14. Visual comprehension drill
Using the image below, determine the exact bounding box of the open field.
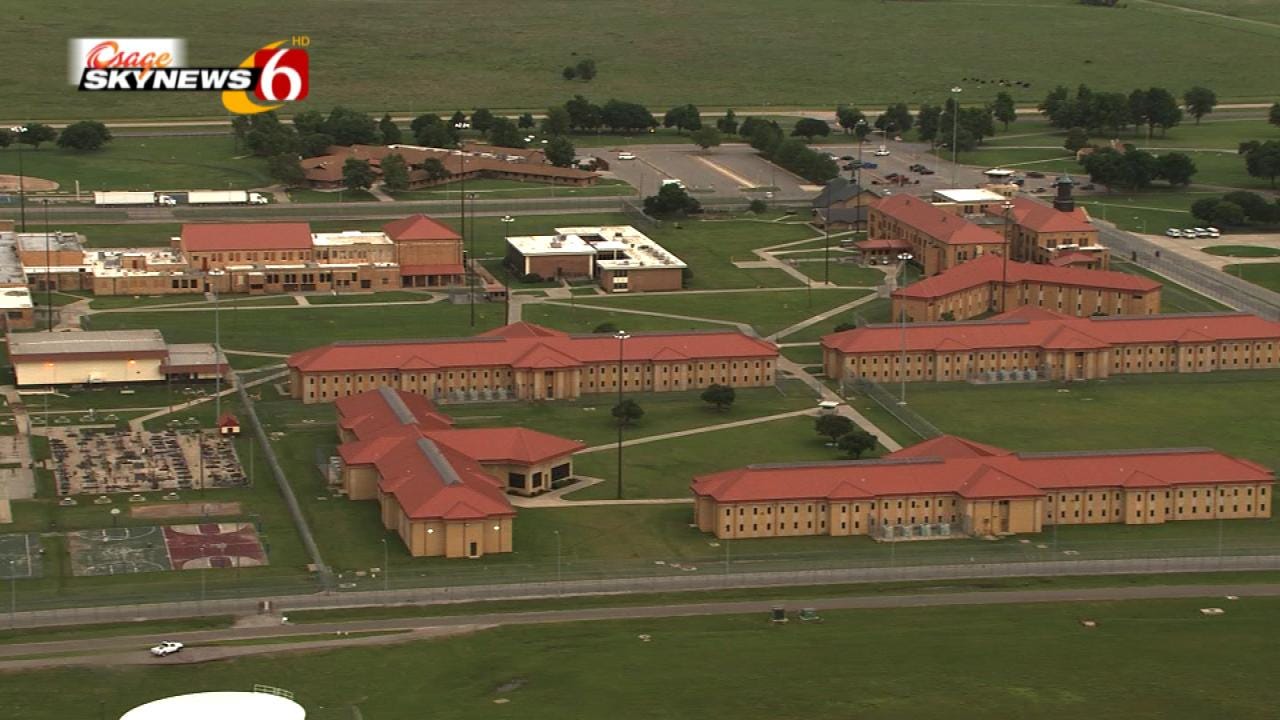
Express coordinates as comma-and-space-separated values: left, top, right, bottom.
570, 288, 874, 337
642, 220, 813, 289
1203, 246, 1280, 258
0, 137, 268, 192
902, 370, 1280, 472
1077, 192, 1211, 234
6, 0, 1280, 119
1224, 263, 1280, 292
521, 303, 727, 334
83, 301, 506, 353
9, 597, 1280, 720
790, 256, 887, 287
53, 223, 182, 248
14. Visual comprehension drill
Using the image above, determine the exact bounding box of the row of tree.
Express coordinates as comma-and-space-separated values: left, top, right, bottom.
1039, 84, 1200, 137
1191, 191, 1280, 227
739, 117, 839, 183
0, 121, 112, 151
1079, 146, 1197, 189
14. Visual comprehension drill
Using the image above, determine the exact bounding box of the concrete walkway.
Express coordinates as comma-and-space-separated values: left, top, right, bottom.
575, 408, 817, 455
767, 291, 882, 341
0, 386, 35, 500
776, 356, 902, 452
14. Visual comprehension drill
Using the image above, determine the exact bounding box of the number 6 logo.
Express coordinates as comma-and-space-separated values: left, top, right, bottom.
253, 47, 308, 103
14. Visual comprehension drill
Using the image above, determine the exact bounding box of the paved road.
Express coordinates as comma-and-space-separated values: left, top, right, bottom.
1, 582, 1275, 670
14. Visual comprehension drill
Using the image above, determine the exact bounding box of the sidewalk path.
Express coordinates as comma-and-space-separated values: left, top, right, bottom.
767, 292, 881, 341
776, 356, 902, 452
574, 408, 816, 456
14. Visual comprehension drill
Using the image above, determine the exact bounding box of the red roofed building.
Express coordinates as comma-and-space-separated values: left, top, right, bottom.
692, 435, 1273, 540
891, 253, 1161, 322
334, 387, 585, 557
868, 194, 1009, 275
288, 323, 779, 404
383, 214, 464, 288
989, 190, 1106, 267
822, 307, 1280, 383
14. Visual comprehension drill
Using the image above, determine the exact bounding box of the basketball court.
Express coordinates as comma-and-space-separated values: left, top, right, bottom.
66, 523, 268, 576
0, 533, 44, 579
164, 523, 268, 570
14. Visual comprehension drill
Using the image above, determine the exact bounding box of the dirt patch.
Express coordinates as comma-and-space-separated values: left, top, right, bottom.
0, 174, 59, 192
131, 501, 242, 519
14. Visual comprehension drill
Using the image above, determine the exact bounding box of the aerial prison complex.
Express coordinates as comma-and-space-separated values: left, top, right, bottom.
822, 306, 1280, 384
288, 322, 780, 403
333, 387, 583, 558
693, 435, 1274, 541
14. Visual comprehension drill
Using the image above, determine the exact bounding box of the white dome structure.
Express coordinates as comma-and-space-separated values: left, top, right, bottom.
120, 691, 305, 720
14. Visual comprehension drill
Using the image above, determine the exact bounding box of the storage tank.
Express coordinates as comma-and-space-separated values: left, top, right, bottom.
120, 691, 305, 720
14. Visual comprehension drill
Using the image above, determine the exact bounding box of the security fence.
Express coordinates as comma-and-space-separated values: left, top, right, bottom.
845, 376, 943, 439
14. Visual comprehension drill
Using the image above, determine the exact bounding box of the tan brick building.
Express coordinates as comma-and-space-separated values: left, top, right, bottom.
867, 193, 1008, 276
334, 387, 583, 558
823, 306, 1280, 384
288, 322, 779, 404
692, 435, 1274, 541
891, 253, 1161, 322
990, 188, 1108, 268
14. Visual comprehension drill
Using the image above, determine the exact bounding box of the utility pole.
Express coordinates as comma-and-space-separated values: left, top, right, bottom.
9, 126, 28, 232
1001, 200, 1014, 312
615, 330, 630, 499
950, 87, 963, 187
43, 200, 52, 331
897, 252, 913, 404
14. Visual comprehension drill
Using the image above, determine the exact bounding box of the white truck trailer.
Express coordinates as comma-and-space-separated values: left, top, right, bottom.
93, 191, 173, 206
186, 190, 269, 205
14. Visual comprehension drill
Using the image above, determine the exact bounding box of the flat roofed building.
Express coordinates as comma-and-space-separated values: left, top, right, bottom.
288, 321, 778, 404
0, 286, 34, 331
7, 329, 227, 386
822, 306, 1280, 384
334, 387, 585, 557
931, 188, 1008, 214
505, 225, 686, 292
892, 253, 1161, 322
693, 435, 1274, 540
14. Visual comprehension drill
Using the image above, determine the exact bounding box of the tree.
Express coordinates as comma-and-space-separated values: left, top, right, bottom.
421, 157, 450, 183
544, 136, 576, 167
792, 117, 831, 141
245, 112, 298, 157
324, 106, 378, 145
1239, 140, 1280, 188
562, 66, 576, 81
230, 115, 251, 149
0, 128, 10, 149
16, 123, 57, 149
700, 384, 736, 412
836, 106, 866, 135
1271, 102, 1280, 128
993, 92, 1017, 131
1190, 197, 1221, 224
875, 103, 913, 134
1081, 146, 1158, 190
748, 199, 767, 214
592, 322, 619, 334
1127, 88, 1149, 135
266, 153, 305, 187
292, 110, 327, 136
341, 157, 376, 192
1222, 191, 1270, 222
748, 121, 783, 155
601, 99, 657, 132
643, 183, 702, 217
470, 108, 495, 135
837, 429, 877, 459
915, 104, 942, 145
450, 110, 467, 129
565, 95, 603, 132
488, 117, 525, 148
518, 112, 536, 129
1209, 200, 1245, 227
611, 399, 644, 427
380, 153, 410, 191
1155, 152, 1197, 186
541, 106, 572, 136
575, 58, 597, 81
663, 104, 701, 133
1064, 126, 1090, 153
815, 414, 855, 444
379, 113, 401, 144
411, 113, 456, 147
690, 126, 722, 151
56, 120, 111, 151
1183, 86, 1217, 125
300, 132, 334, 158
1143, 87, 1182, 137
1093, 92, 1132, 135
716, 108, 739, 135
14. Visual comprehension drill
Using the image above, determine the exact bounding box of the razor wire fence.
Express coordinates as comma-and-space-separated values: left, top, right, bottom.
844, 377, 943, 439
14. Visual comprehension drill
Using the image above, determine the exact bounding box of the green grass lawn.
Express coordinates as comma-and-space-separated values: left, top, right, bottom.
0, 137, 269, 192
83, 301, 506, 353
1110, 262, 1232, 313
1076, 191, 1215, 234
1223, 263, 1280, 292
522, 303, 728, 334
479, 258, 561, 289
641, 219, 813, 290
1202, 246, 1280, 258
285, 188, 378, 203
790, 258, 887, 287
13, 598, 1280, 720
19, 381, 209, 412
902, 370, 1280, 472
302, 291, 435, 305
8, 0, 1280, 119
779, 344, 823, 366
443, 380, 816, 449
87, 294, 296, 311
779, 296, 892, 343
570, 288, 873, 337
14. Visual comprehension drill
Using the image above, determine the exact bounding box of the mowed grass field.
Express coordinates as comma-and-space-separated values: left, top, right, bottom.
1224, 263, 1280, 293
10, 598, 1280, 720
0, 137, 268, 191
5, 0, 1280, 119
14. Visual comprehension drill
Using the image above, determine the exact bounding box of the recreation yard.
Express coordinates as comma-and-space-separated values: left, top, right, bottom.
6, 597, 1280, 720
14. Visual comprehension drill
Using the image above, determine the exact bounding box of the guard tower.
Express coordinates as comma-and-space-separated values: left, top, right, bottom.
1053, 175, 1076, 213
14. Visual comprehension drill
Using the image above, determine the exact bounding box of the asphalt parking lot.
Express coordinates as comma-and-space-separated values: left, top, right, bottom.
605, 144, 816, 200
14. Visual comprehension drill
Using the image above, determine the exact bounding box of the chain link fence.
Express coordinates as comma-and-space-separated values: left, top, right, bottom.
844, 377, 943, 439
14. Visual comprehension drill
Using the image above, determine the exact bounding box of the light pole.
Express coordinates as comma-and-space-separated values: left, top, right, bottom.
950, 87, 963, 187
110, 507, 121, 528
9, 126, 27, 232
823, 178, 833, 285
381, 537, 389, 592
855, 118, 868, 189
1001, 200, 1014, 312
614, 330, 630, 500
896, 252, 913, 405
43, 200, 52, 330
7, 559, 15, 627
500, 215, 515, 320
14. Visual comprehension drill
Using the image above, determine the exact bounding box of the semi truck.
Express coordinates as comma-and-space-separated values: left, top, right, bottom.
187, 190, 269, 205
93, 191, 175, 206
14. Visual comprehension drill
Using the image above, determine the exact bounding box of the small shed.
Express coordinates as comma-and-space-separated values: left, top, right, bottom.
217, 413, 242, 437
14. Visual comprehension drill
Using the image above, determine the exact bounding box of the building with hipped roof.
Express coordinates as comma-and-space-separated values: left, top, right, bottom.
334, 387, 585, 557
289, 322, 779, 403
822, 306, 1280, 383
301, 144, 598, 190
692, 434, 1273, 540
890, 253, 1161, 322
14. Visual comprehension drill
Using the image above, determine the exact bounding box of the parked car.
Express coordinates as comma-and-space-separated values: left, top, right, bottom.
1207, 230, 1221, 238
908, 163, 924, 172
1026, 171, 1045, 178
860, 161, 878, 169
874, 146, 891, 156
1166, 228, 1183, 238
884, 172, 903, 181
150, 641, 184, 657
839, 155, 854, 161
919, 168, 935, 175
617, 151, 636, 160
1183, 228, 1199, 237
